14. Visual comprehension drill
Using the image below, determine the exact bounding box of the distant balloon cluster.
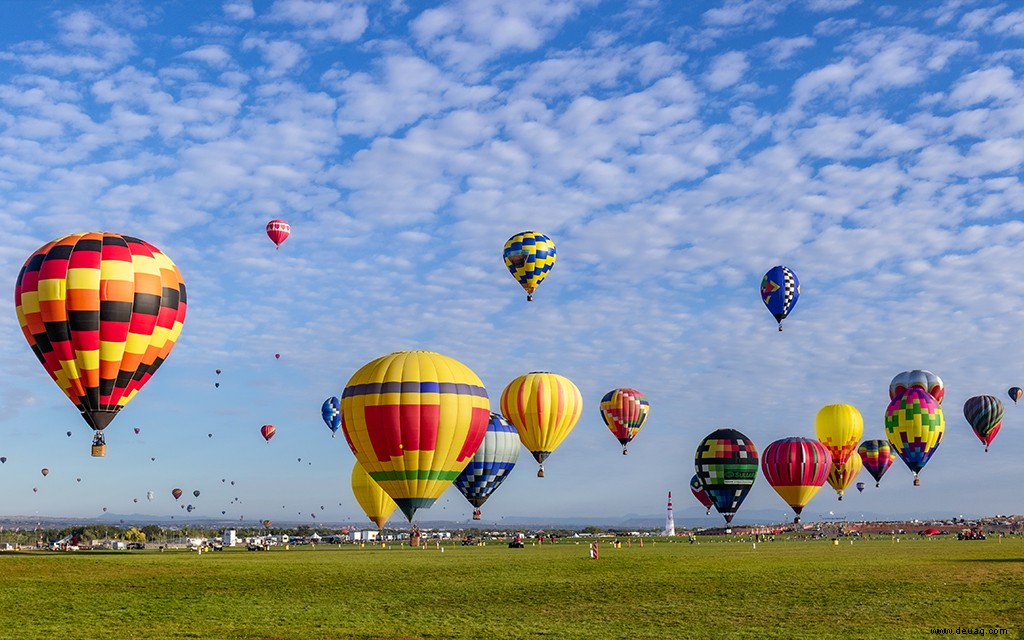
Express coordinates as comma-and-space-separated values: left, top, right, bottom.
691, 367, 1016, 525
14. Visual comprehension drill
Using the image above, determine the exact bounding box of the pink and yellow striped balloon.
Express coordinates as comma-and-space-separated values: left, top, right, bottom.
500, 372, 583, 477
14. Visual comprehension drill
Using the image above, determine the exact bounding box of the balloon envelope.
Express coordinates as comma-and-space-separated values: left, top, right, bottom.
885, 387, 944, 482
826, 452, 863, 500
500, 372, 583, 476
857, 440, 895, 487
321, 396, 341, 437
889, 370, 944, 405
14, 233, 187, 455
1008, 387, 1022, 405
266, 219, 290, 248
963, 395, 1004, 451
453, 413, 520, 517
760, 265, 799, 330
815, 404, 864, 466
340, 351, 490, 521
599, 388, 650, 454
41, 468, 49, 477
690, 474, 713, 513
694, 428, 758, 524
261, 424, 275, 442
760, 437, 831, 520
193, 490, 200, 498
503, 231, 556, 301
351, 461, 398, 530
172, 488, 183, 500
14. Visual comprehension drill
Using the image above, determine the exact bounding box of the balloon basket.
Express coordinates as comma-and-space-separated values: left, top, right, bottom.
91, 444, 107, 457
913, 477, 921, 487
472, 512, 481, 521
537, 467, 545, 478
622, 449, 628, 456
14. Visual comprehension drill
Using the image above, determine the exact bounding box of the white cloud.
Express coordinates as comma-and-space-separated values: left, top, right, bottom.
224, 0, 255, 20
705, 50, 748, 89
266, 0, 369, 42
181, 45, 234, 68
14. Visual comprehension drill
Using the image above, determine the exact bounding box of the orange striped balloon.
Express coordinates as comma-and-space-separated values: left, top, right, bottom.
500, 372, 583, 477
14, 233, 186, 456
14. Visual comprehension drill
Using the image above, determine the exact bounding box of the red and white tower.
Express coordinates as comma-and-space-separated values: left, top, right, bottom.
664, 491, 676, 537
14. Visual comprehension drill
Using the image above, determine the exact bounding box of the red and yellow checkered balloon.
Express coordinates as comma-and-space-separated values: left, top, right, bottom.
14, 233, 187, 455
341, 351, 490, 521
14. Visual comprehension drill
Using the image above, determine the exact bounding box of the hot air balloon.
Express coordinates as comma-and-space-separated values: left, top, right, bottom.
826, 453, 862, 500
856, 482, 865, 493
76, 477, 81, 482
262, 520, 272, 529
815, 404, 864, 465
33, 487, 37, 493
599, 388, 650, 455
0, 457, 6, 464
503, 231, 556, 301
66, 431, 72, 437
187, 504, 193, 513
41, 468, 49, 477
885, 387, 944, 486
694, 428, 758, 524
172, 488, 183, 500
216, 369, 221, 375
858, 440, 894, 488
760, 265, 799, 331
760, 437, 832, 523
266, 219, 290, 249
351, 462, 397, 530
1008, 387, 1022, 405
260, 424, 275, 443
454, 413, 521, 520
133, 498, 138, 503
340, 351, 490, 522
134, 427, 140, 435
215, 383, 219, 388
690, 474, 713, 515
963, 395, 1004, 452
14, 233, 187, 457
889, 370, 944, 405
275, 353, 281, 360
321, 397, 341, 438
193, 490, 201, 498
147, 491, 154, 502
500, 372, 583, 477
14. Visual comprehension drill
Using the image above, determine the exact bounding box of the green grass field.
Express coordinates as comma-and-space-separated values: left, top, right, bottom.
1, 536, 1022, 639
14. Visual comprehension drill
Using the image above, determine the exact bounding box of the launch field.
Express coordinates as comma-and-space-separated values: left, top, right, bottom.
1, 535, 1021, 639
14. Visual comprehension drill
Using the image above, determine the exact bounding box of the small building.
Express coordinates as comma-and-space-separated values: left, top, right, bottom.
223, 530, 237, 547
349, 530, 379, 542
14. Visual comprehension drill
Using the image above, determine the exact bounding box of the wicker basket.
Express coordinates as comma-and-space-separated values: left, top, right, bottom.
91, 444, 107, 457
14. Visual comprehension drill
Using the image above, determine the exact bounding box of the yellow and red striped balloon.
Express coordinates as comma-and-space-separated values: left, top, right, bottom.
14, 233, 187, 456
341, 351, 490, 521
500, 372, 583, 477
826, 452, 863, 500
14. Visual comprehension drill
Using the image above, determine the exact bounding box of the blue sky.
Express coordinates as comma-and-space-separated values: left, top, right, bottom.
1, 0, 1023, 527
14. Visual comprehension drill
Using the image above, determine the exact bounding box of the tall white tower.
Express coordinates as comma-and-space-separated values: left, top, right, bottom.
664, 491, 676, 537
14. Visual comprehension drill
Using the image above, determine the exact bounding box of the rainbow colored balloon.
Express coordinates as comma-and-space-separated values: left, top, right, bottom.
760, 437, 832, 522
694, 428, 758, 524
341, 351, 490, 521
890, 370, 944, 405
885, 387, 944, 485
599, 388, 650, 455
814, 404, 864, 467
857, 440, 895, 488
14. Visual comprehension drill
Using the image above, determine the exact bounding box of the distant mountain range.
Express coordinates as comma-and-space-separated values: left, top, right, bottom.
0, 508, 994, 531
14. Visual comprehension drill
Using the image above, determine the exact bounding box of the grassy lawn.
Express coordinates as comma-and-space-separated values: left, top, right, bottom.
1, 536, 1022, 639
